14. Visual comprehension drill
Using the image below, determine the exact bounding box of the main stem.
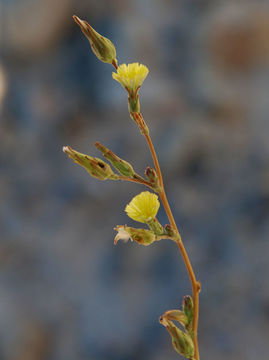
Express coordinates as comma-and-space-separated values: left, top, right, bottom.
144, 130, 200, 360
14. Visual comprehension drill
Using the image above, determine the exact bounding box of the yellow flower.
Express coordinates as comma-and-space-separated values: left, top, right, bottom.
125, 191, 160, 223
112, 63, 149, 94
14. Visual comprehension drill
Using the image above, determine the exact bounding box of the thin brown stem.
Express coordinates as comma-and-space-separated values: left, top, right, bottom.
144, 124, 200, 360
118, 175, 154, 190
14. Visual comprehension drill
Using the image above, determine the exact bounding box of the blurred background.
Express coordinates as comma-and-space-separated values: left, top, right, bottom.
1, 0, 269, 359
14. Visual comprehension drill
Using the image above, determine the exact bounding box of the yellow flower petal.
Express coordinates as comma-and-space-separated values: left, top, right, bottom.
112, 63, 149, 93
125, 191, 160, 223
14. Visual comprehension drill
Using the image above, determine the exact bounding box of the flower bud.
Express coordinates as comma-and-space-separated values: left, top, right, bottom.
73, 15, 117, 66
95, 142, 135, 177
182, 295, 194, 327
114, 226, 156, 246
159, 317, 194, 358
63, 146, 118, 180
145, 166, 161, 191
164, 224, 178, 238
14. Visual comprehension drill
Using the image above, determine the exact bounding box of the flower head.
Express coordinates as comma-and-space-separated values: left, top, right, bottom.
112, 63, 149, 94
125, 191, 160, 223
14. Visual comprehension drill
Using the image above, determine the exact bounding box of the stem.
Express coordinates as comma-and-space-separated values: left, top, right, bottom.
112, 59, 118, 70
144, 128, 201, 360
118, 175, 155, 190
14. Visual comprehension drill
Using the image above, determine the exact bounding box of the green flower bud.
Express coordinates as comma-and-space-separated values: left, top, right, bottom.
63, 146, 118, 180
73, 15, 117, 66
114, 226, 156, 246
159, 317, 194, 358
183, 295, 194, 327
95, 142, 135, 177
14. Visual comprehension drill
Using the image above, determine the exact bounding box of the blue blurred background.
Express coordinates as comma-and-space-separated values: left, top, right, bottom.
1, 0, 269, 359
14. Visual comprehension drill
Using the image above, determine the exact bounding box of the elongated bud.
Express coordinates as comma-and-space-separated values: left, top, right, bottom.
73, 15, 117, 66
183, 295, 194, 327
63, 146, 118, 180
159, 317, 194, 358
147, 218, 164, 236
145, 167, 161, 191
95, 142, 135, 177
114, 225, 156, 246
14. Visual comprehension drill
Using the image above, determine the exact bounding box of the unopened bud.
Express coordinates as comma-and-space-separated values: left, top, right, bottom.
114, 226, 156, 246
159, 317, 194, 358
95, 142, 135, 177
73, 15, 117, 66
164, 224, 178, 238
183, 295, 194, 327
63, 146, 118, 180
145, 166, 161, 191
